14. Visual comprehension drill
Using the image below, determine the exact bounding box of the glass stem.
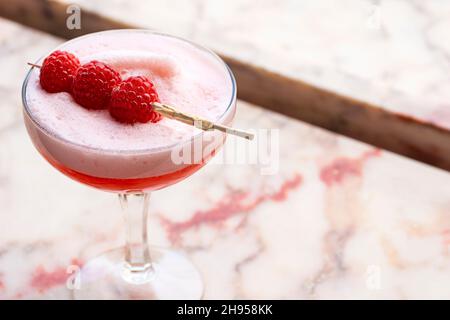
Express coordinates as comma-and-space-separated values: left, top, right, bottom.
119, 192, 154, 284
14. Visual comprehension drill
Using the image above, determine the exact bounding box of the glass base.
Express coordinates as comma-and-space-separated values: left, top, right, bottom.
73, 247, 204, 300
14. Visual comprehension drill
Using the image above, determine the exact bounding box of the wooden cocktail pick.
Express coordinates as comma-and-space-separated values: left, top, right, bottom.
28, 62, 254, 140
151, 102, 253, 140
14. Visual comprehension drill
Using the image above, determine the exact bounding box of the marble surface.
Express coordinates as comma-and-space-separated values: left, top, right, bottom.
0, 8, 450, 299
64, 0, 450, 129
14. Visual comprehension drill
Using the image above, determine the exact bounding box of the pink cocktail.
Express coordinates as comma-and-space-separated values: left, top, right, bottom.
22, 30, 236, 299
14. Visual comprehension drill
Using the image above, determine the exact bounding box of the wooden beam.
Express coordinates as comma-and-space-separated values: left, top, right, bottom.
2, 0, 450, 171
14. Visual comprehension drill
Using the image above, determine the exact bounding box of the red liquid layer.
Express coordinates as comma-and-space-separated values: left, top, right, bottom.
40, 148, 213, 192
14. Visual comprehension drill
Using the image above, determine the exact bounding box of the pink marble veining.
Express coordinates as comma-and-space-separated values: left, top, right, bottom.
161, 174, 302, 243
320, 149, 381, 187
30, 265, 70, 293
30, 258, 82, 293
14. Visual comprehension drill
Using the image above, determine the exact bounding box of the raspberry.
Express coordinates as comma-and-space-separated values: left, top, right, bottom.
109, 76, 162, 124
39, 50, 80, 93
72, 60, 121, 110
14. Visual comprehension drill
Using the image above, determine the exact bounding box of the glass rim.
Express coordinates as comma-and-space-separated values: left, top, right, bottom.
22, 29, 237, 155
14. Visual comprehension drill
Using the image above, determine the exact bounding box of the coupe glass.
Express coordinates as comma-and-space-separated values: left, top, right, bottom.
22, 30, 237, 299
